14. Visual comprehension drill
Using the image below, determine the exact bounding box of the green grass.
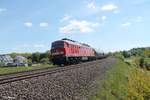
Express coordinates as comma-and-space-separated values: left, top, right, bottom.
92, 59, 130, 100
124, 56, 142, 67
144, 58, 150, 64
0, 64, 54, 75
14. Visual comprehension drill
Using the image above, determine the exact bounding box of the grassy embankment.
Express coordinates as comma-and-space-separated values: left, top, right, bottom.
0, 64, 54, 75
92, 58, 150, 100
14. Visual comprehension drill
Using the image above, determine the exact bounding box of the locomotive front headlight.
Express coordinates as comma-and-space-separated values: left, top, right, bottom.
52, 51, 64, 55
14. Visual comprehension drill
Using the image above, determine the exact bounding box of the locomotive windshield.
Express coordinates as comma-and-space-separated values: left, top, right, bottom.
51, 41, 64, 49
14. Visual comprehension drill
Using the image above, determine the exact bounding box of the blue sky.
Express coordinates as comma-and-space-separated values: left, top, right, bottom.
0, 0, 150, 53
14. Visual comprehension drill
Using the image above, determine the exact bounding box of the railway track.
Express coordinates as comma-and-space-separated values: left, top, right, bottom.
0, 60, 101, 85
0, 66, 53, 77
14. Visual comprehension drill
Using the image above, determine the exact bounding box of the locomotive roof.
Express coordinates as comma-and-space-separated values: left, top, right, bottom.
52, 38, 91, 48
61, 38, 91, 48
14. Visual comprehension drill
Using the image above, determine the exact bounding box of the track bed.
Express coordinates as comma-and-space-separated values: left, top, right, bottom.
0, 58, 116, 100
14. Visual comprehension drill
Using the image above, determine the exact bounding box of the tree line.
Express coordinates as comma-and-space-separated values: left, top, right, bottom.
9, 51, 52, 65
113, 47, 150, 70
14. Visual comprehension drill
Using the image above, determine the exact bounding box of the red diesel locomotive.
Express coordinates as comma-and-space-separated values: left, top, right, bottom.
51, 38, 96, 65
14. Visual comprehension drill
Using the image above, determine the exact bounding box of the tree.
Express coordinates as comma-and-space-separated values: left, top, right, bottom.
31, 52, 40, 63
40, 51, 51, 61
10, 52, 32, 59
40, 51, 49, 60
10, 52, 18, 58
20, 53, 32, 59
122, 51, 131, 58
130, 48, 144, 57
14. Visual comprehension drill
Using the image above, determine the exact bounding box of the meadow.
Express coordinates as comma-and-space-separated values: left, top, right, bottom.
0, 64, 54, 75
92, 57, 150, 100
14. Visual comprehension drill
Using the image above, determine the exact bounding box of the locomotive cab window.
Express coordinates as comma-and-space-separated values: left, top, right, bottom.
51, 41, 64, 49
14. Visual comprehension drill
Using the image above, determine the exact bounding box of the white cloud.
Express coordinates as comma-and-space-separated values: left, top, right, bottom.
121, 16, 143, 27
87, 2, 96, 9
101, 4, 118, 12
59, 20, 99, 33
101, 16, 107, 21
24, 22, 33, 27
60, 14, 72, 22
39, 22, 49, 27
91, 23, 100, 27
122, 22, 132, 27
0, 8, 7, 13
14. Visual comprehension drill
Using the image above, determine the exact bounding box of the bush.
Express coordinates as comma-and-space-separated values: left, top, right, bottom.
126, 68, 150, 100
40, 58, 49, 64
144, 58, 150, 70
140, 57, 145, 68
28, 59, 32, 66
134, 57, 141, 67
113, 52, 124, 60
0, 62, 5, 67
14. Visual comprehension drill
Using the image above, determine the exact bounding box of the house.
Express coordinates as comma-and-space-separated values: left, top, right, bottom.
0, 55, 14, 66
14, 56, 28, 66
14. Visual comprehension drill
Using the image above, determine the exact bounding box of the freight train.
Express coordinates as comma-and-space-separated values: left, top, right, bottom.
51, 38, 107, 65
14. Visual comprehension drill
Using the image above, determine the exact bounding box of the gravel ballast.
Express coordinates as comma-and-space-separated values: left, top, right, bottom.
0, 58, 116, 100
